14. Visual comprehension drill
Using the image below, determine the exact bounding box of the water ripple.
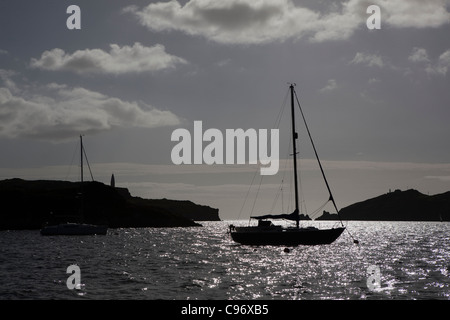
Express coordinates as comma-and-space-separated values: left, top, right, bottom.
0, 221, 449, 299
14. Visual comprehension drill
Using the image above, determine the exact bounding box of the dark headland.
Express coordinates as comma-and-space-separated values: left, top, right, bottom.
317, 189, 450, 221
0, 178, 220, 231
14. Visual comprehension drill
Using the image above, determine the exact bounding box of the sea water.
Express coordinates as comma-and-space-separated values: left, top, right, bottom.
0, 221, 448, 300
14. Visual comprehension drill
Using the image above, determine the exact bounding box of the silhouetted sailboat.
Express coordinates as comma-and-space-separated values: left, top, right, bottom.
229, 84, 345, 246
41, 136, 108, 236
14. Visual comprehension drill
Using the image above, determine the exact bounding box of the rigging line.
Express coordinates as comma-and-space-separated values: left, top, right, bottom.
250, 173, 264, 217
240, 86, 290, 222
283, 116, 294, 215
308, 199, 331, 220
287, 135, 294, 215
293, 88, 343, 227
294, 88, 359, 244
82, 143, 95, 181
258, 90, 287, 174
269, 152, 288, 213
65, 142, 79, 181
296, 156, 308, 218
237, 166, 259, 220
269, 123, 292, 214
269, 179, 283, 213
273, 87, 290, 129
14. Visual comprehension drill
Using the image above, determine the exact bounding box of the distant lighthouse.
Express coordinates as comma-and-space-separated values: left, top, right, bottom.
110, 174, 115, 188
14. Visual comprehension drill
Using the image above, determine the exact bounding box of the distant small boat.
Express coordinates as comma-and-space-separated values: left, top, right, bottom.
41, 135, 108, 236
229, 84, 345, 246
40, 222, 107, 236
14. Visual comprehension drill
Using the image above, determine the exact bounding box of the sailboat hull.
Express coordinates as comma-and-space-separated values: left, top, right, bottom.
230, 226, 345, 246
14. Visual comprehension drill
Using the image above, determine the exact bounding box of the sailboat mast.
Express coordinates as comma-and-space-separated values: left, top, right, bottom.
80, 135, 83, 183
290, 84, 300, 228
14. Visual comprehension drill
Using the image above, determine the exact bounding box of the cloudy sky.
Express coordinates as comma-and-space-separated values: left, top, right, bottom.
1, 0, 449, 220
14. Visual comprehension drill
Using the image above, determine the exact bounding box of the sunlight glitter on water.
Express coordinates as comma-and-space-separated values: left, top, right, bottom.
0, 221, 449, 299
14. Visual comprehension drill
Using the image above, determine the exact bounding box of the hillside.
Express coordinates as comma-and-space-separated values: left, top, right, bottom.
0, 178, 220, 230
137, 198, 220, 222
317, 189, 450, 221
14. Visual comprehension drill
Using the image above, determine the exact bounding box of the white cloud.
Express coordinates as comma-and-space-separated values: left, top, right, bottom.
409, 48, 450, 76
124, 0, 450, 45
0, 82, 181, 141
0, 69, 18, 93
319, 79, 338, 93
350, 52, 384, 67
408, 47, 430, 63
378, 0, 450, 28
216, 58, 232, 68
124, 0, 356, 44
30, 42, 187, 74
428, 49, 450, 75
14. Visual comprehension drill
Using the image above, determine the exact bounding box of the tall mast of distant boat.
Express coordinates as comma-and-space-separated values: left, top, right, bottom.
80, 135, 84, 183
40, 135, 108, 235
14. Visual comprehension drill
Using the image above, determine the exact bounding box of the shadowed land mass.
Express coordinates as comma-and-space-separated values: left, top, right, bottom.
318, 189, 450, 222
0, 178, 220, 231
